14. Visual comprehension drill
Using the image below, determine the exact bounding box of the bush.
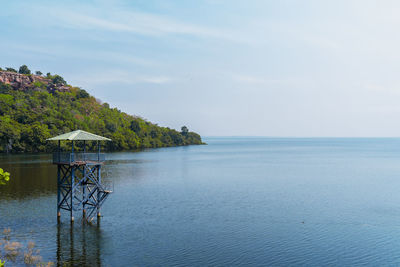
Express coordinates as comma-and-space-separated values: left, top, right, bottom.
77, 89, 90, 99
0, 168, 10, 185
52, 75, 67, 85
5, 68, 17, 73
18, 65, 31, 75
32, 81, 47, 90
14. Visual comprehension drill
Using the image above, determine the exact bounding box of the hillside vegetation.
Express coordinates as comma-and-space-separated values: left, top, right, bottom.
0, 65, 203, 152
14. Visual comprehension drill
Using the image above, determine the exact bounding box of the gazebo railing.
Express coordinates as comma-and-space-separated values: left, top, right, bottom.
53, 152, 106, 164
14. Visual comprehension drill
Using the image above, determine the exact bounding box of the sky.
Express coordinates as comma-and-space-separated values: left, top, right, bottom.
2, 0, 400, 137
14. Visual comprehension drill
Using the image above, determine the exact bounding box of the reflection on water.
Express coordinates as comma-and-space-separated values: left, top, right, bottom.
56, 222, 102, 267
0, 154, 56, 199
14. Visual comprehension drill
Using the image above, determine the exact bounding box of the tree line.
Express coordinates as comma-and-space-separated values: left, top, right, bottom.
0, 66, 204, 152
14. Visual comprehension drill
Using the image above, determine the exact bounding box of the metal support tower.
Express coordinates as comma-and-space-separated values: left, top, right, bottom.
56, 158, 111, 222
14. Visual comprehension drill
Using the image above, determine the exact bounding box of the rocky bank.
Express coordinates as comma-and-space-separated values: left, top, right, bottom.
0, 71, 70, 92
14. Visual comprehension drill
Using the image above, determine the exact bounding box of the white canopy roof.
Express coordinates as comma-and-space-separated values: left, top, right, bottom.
47, 130, 111, 141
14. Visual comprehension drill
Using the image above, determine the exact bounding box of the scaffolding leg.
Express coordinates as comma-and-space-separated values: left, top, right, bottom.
57, 165, 61, 221
97, 166, 101, 217
71, 168, 74, 222
83, 165, 86, 220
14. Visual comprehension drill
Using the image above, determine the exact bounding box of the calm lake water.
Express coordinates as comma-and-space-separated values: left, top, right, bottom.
2, 137, 400, 266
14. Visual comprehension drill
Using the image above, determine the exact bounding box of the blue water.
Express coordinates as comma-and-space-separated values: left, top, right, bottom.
2, 137, 400, 266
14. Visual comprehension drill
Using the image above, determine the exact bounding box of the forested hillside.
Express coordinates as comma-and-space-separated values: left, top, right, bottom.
0, 65, 203, 152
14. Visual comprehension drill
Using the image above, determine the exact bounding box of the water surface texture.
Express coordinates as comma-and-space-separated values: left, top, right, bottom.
1, 137, 400, 266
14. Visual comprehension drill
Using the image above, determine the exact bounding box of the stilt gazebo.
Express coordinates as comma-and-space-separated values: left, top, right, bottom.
47, 130, 112, 222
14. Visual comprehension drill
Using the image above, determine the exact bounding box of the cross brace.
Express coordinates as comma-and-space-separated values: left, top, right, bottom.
57, 163, 111, 222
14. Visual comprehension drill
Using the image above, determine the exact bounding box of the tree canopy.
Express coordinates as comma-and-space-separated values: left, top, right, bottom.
5, 67, 17, 73
181, 126, 189, 136
18, 65, 31, 75
51, 75, 67, 85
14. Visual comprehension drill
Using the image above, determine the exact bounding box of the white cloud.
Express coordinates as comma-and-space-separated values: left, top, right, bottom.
70, 70, 173, 86
47, 7, 250, 44
235, 75, 281, 85
228, 73, 311, 88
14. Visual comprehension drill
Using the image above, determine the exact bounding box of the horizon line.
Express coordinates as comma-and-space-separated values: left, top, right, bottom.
202, 136, 400, 138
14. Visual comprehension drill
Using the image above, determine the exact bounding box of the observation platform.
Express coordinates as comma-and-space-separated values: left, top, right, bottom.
47, 129, 112, 222
53, 152, 106, 165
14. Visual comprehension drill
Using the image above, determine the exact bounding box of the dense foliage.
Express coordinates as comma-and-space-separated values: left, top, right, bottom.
0, 168, 10, 185
18, 65, 30, 75
0, 70, 203, 153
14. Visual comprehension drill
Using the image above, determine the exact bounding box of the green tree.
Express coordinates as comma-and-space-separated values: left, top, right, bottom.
0, 115, 22, 152
130, 120, 141, 133
18, 65, 31, 75
181, 126, 189, 136
35, 71, 43, 76
5, 67, 17, 73
21, 122, 51, 152
0, 168, 10, 185
52, 75, 67, 85
77, 89, 90, 99
0, 83, 12, 94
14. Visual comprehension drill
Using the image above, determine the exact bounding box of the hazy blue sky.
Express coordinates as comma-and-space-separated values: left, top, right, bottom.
2, 0, 400, 136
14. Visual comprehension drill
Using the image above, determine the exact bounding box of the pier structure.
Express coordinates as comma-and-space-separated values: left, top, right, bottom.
47, 130, 112, 222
